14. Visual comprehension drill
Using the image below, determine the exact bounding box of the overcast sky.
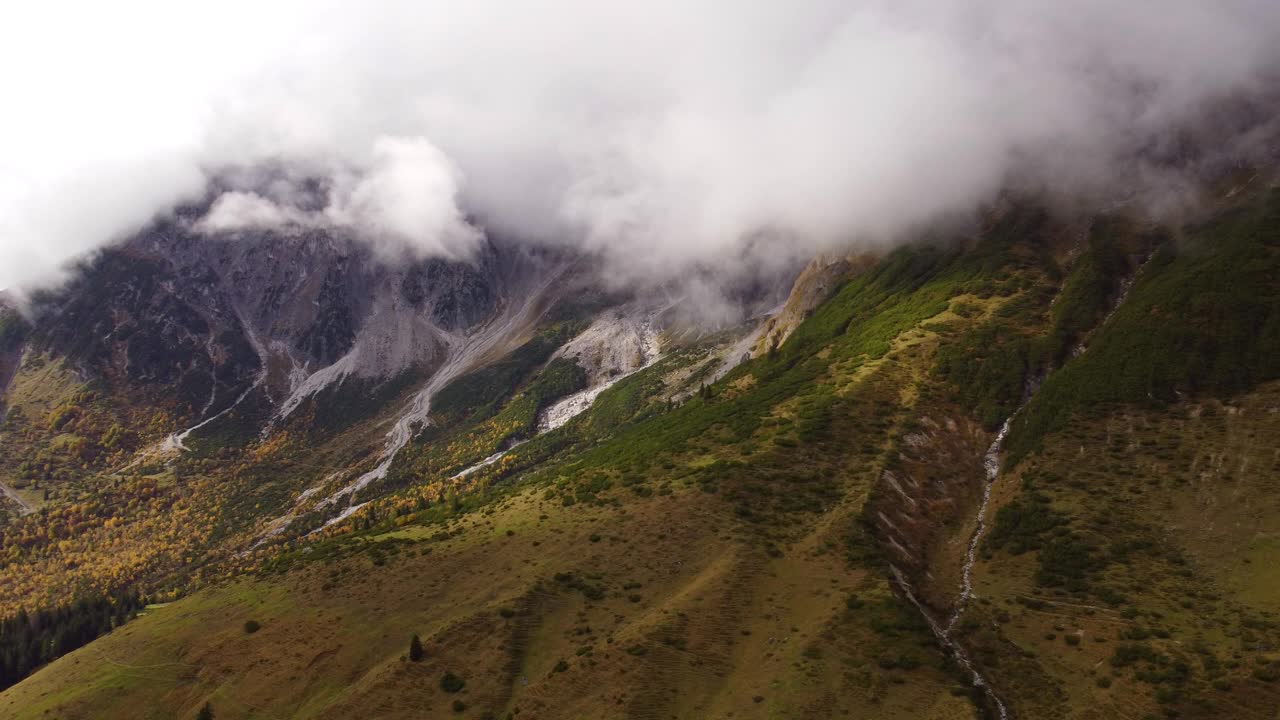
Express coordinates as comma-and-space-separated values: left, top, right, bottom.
3, 0, 1279, 290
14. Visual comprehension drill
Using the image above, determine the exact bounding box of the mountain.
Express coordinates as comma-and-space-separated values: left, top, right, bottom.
0, 173, 1279, 720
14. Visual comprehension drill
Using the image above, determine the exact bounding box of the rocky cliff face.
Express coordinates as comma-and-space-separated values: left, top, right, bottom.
5, 212, 809, 526
24, 218, 580, 430
750, 252, 877, 357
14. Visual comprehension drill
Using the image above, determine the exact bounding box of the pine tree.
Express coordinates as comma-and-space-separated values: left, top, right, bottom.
195, 702, 214, 720
409, 634, 424, 662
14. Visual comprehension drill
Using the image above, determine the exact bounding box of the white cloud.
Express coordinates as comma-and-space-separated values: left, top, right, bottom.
1, 0, 1278, 290
322, 137, 481, 260
198, 136, 481, 260
199, 191, 310, 233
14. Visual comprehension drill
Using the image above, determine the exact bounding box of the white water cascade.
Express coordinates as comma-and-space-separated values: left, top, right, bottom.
946, 417, 1012, 633
892, 566, 1010, 720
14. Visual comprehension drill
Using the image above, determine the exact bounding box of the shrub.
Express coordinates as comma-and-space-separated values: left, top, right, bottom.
441, 671, 466, 693
196, 702, 215, 720
1034, 534, 1099, 589
895, 654, 921, 670
1110, 643, 1158, 668
554, 572, 605, 600
987, 497, 1065, 554
243, 620, 261, 634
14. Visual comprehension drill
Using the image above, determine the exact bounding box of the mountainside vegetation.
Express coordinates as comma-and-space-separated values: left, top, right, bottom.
0, 185, 1278, 719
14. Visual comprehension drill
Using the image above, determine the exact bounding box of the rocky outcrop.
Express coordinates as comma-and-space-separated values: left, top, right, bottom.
751, 252, 876, 357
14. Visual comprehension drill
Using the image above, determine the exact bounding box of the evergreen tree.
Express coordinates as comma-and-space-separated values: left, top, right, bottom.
195, 702, 214, 720
0, 590, 144, 692
409, 634, 424, 662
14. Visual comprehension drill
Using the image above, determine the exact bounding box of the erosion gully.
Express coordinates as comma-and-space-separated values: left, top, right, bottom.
891, 255, 1151, 718
891, 415, 1014, 720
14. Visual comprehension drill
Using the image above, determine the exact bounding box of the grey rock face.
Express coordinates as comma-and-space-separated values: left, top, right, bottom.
28, 216, 567, 425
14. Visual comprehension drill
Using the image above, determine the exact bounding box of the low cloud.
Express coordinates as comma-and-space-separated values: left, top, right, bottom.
199, 137, 481, 260
2, 0, 1279, 290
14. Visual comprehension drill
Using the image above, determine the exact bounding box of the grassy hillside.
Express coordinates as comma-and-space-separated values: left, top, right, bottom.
959, 382, 1280, 719
953, 189, 1280, 718
3, 209, 1040, 718
2, 477, 982, 720
5, 189, 1280, 719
